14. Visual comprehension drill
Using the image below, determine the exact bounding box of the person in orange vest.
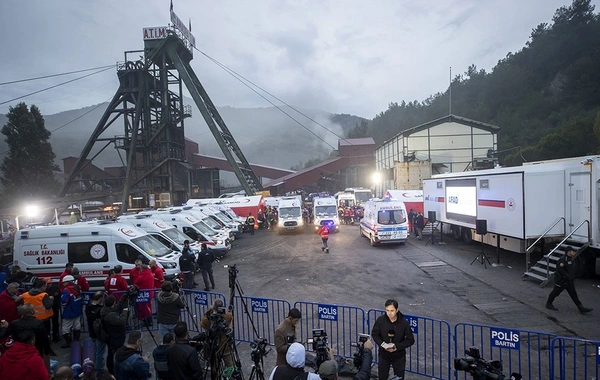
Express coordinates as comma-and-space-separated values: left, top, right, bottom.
246, 213, 256, 235
317, 223, 330, 253
21, 278, 54, 336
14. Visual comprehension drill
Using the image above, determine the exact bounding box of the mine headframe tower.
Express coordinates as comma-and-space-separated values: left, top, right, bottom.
59, 30, 262, 213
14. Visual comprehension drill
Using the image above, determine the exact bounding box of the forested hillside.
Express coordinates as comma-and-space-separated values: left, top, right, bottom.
368, 0, 600, 166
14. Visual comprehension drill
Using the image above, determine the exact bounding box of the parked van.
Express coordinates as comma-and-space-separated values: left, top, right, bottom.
185, 205, 242, 237
359, 199, 408, 246
117, 215, 203, 258
277, 196, 303, 233
170, 207, 234, 241
312, 197, 340, 232
140, 210, 231, 256
12, 221, 180, 289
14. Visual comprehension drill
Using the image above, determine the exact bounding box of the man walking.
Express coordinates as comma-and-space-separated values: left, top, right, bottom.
178, 241, 196, 289
246, 212, 256, 235
546, 246, 593, 314
317, 223, 330, 253
197, 243, 215, 291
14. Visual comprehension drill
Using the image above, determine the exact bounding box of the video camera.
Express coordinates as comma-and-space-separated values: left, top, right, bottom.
188, 332, 207, 352
250, 337, 269, 363
124, 284, 140, 300
207, 307, 229, 334
351, 333, 370, 369
454, 348, 522, 380
307, 328, 329, 370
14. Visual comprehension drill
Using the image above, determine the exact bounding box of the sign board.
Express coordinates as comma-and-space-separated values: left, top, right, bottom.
194, 292, 208, 305
317, 304, 338, 321
170, 11, 196, 47
143, 27, 167, 40
404, 314, 418, 334
251, 298, 268, 313
81, 293, 91, 305
135, 290, 151, 304
490, 327, 520, 350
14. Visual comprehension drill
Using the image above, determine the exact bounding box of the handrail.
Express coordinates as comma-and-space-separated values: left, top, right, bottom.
525, 217, 565, 273
543, 219, 590, 278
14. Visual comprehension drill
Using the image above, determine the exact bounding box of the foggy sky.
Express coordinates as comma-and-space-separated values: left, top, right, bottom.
0, 0, 595, 119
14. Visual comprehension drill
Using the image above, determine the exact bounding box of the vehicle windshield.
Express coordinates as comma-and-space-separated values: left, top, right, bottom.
377, 210, 406, 225
209, 215, 226, 227
162, 227, 192, 245
315, 206, 337, 217
194, 221, 217, 236
355, 191, 372, 204
218, 210, 234, 221
202, 216, 222, 230
131, 235, 171, 257
279, 207, 301, 218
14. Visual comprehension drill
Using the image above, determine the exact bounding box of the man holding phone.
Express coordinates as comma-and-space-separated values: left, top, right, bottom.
371, 299, 415, 380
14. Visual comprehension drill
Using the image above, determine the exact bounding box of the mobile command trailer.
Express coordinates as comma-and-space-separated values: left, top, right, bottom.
186, 195, 265, 228
312, 197, 340, 232
13, 221, 180, 289
384, 190, 424, 215
359, 199, 409, 246
422, 156, 600, 280
277, 196, 304, 233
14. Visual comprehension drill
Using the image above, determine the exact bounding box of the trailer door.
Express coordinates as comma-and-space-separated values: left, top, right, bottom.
570, 172, 591, 240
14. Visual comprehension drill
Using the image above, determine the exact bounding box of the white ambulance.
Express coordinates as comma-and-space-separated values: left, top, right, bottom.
12, 221, 180, 289
359, 199, 409, 246
277, 196, 304, 233
312, 197, 340, 232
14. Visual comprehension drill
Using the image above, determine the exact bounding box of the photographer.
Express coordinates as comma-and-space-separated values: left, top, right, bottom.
371, 299, 415, 380
114, 330, 151, 380
268, 342, 320, 380
157, 281, 185, 339
166, 321, 202, 380
318, 340, 374, 380
101, 294, 130, 375
274, 308, 301, 366
201, 299, 234, 369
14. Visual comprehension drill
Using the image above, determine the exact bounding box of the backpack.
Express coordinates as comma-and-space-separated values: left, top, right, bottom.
93, 317, 109, 344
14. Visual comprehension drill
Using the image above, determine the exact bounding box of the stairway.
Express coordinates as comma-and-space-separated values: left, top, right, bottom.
522, 241, 588, 287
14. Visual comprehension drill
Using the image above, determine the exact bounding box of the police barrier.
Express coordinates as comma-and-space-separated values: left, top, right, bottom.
179, 289, 227, 332
294, 301, 366, 359
454, 322, 556, 380
368, 308, 452, 380
550, 336, 600, 380
232, 295, 291, 344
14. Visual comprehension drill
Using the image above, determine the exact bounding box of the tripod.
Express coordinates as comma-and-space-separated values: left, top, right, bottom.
471, 233, 492, 269
248, 348, 268, 380
126, 293, 159, 347
425, 221, 437, 246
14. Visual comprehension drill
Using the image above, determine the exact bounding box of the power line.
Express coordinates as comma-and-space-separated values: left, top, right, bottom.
194, 47, 349, 150
0, 65, 114, 86
0, 66, 113, 106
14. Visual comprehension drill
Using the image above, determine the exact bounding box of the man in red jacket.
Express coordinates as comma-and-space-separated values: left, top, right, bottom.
133, 264, 155, 327
0, 329, 49, 380
105, 265, 128, 300
59, 262, 74, 290
149, 259, 165, 289
317, 224, 330, 253
0, 282, 24, 323
129, 259, 143, 285
71, 267, 90, 292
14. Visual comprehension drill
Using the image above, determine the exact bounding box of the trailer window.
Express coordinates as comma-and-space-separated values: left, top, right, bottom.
68, 241, 109, 263
378, 210, 406, 225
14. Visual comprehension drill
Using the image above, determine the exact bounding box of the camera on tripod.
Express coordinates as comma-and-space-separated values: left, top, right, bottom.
351, 333, 370, 369
307, 328, 330, 369
454, 347, 522, 380
188, 332, 207, 352
250, 337, 269, 363
124, 284, 140, 300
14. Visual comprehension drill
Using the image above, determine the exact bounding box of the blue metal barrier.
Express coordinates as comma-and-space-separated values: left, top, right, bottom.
454, 322, 556, 380
368, 309, 452, 380
550, 336, 600, 379
294, 301, 366, 359
232, 295, 291, 344
179, 289, 227, 332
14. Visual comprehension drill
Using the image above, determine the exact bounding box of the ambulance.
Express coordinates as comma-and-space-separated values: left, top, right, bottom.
12, 221, 180, 289
312, 197, 340, 232
359, 199, 409, 246
277, 196, 304, 233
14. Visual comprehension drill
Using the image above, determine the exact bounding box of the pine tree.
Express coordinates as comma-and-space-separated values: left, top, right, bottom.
1, 102, 60, 204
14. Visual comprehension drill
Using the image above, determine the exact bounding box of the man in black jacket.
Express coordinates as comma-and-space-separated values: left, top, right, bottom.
197, 243, 215, 291
318, 339, 374, 380
114, 330, 150, 380
166, 321, 202, 380
179, 241, 196, 289
101, 295, 129, 375
546, 246, 593, 314
152, 332, 174, 380
85, 291, 107, 376
371, 299, 415, 380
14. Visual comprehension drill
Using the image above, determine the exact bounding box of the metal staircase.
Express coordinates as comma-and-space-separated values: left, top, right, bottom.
522, 218, 590, 287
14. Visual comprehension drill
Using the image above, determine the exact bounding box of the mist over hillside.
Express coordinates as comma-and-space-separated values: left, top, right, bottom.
0, 101, 365, 172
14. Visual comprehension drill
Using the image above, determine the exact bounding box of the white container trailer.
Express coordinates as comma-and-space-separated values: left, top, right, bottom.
423, 156, 600, 276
